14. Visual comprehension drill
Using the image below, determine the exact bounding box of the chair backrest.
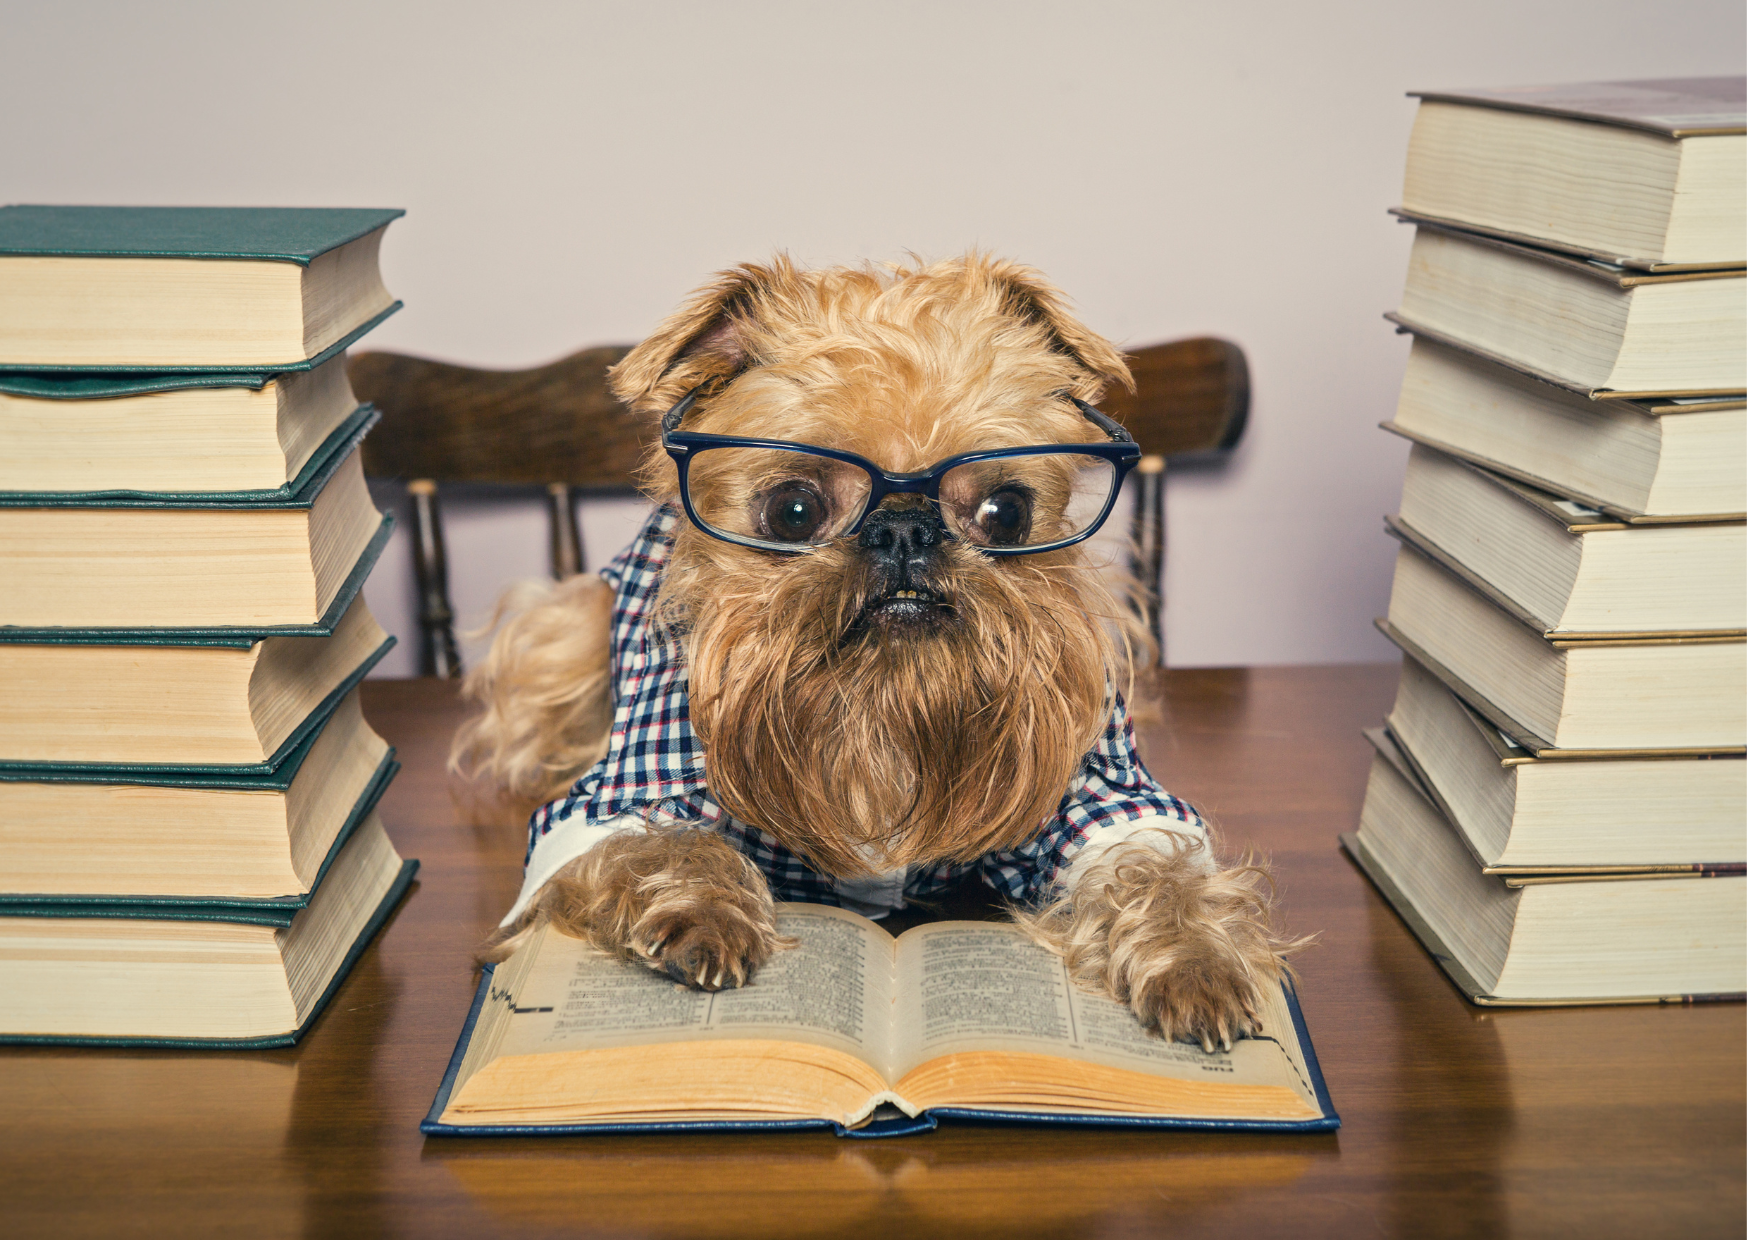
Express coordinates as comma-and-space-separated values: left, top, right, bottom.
1102, 337, 1249, 458
349, 336, 1247, 674
350, 346, 638, 675
1100, 338, 1250, 657
352, 346, 642, 489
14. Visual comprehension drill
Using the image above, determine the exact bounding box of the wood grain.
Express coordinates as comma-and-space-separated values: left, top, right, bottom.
350, 346, 645, 491
1101, 337, 1249, 457
5, 666, 1738, 1240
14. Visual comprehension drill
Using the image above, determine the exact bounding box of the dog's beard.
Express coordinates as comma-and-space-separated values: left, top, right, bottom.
672, 536, 1116, 878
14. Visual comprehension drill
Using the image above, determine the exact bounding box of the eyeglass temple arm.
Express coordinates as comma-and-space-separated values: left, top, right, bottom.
1070, 396, 1135, 444
661, 390, 700, 436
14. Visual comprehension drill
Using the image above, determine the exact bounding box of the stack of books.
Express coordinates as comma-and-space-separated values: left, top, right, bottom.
1343, 79, 1748, 1005
0, 206, 417, 1046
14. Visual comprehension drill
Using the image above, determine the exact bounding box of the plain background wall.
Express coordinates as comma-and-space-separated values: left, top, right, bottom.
4, 0, 1742, 673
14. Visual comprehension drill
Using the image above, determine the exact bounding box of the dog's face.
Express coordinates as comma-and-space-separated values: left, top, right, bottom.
610, 255, 1141, 877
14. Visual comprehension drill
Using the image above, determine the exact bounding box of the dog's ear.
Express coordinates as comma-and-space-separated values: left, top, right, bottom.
608, 259, 796, 414
979, 257, 1134, 402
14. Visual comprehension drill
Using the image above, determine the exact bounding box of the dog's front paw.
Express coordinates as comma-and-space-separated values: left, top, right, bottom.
1113, 929, 1267, 1052
627, 879, 785, 991
506, 826, 792, 988
1017, 834, 1304, 1052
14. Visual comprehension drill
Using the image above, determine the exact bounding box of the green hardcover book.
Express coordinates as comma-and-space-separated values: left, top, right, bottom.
0, 814, 418, 1047
0, 687, 398, 907
0, 409, 391, 632
0, 205, 403, 372
0, 353, 370, 497
0, 595, 395, 773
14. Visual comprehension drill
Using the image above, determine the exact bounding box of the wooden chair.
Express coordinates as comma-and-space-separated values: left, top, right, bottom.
349, 338, 1247, 675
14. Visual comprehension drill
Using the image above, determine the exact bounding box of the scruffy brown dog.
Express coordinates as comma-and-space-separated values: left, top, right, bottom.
453, 254, 1299, 1050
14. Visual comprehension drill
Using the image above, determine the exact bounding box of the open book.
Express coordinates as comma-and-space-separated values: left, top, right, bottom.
423, 904, 1337, 1138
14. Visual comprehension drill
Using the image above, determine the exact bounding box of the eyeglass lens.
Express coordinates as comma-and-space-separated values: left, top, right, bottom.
684, 445, 1117, 549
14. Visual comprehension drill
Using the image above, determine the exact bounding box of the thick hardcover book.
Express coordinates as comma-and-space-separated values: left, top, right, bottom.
1343, 830, 1742, 1008
0, 400, 376, 505
1380, 542, 1746, 754
0, 402, 373, 507
1382, 655, 1745, 873
1388, 221, 1746, 399
1384, 444, 1746, 639
0, 748, 398, 912
0, 205, 403, 372
1397, 77, 1745, 272
0, 354, 371, 497
420, 907, 1340, 1139
1346, 730, 1745, 1005
1409, 77, 1745, 139
0, 600, 395, 774
1382, 337, 1745, 524
0, 411, 389, 634
0, 845, 418, 1048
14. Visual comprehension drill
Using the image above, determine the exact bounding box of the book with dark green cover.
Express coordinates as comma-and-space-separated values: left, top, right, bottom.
0, 205, 404, 373
0, 402, 376, 510
0, 678, 357, 788
0, 409, 393, 636
0, 370, 278, 397
0, 206, 404, 262
0, 751, 399, 914
0, 401, 377, 505
0, 310, 398, 377
0, 627, 395, 777
0, 859, 419, 1049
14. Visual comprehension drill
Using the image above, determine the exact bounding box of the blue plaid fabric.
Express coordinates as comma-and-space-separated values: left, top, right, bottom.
526, 505, 1204, 906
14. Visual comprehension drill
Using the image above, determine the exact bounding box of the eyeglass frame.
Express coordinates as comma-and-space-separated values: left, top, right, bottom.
660, 385, 1141, 556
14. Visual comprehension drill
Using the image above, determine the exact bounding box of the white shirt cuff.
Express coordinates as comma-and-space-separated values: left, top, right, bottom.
500, 811, 645, 927
1063, 814, 1213, 890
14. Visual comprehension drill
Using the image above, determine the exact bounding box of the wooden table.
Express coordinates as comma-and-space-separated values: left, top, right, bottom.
6, 667, 1742, 1239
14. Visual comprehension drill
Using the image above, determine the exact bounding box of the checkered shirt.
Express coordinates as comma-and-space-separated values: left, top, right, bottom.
525, 505, 1205, 906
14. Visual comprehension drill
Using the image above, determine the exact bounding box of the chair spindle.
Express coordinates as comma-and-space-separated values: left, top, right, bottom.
1129, 454, 1167, 665
407, 479, 462, 678
546, 483, 585, 579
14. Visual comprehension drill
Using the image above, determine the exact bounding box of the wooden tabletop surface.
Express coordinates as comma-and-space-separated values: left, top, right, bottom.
5, 666, 1742, 1239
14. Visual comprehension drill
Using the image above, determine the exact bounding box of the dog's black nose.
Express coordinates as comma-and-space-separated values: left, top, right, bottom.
858, 505, 945, 583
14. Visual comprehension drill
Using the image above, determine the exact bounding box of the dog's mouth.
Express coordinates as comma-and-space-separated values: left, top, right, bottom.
846, 584, 952, 638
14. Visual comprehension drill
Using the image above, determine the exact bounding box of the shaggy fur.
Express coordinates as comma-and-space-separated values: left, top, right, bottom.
484, 828, 793, 988
459, 253, 1297, 1044
1012, 831, 1305, 1050
450, 573, 615, 816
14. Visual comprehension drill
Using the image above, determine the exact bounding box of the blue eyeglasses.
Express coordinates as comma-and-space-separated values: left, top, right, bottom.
661, 387, 1140, 555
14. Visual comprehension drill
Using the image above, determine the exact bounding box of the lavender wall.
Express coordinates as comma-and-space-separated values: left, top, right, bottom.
5, 0, 1741, 670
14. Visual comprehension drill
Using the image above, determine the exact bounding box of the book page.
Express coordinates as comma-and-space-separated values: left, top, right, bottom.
890, 921, 1316, 1107
483, 904, 897, 1069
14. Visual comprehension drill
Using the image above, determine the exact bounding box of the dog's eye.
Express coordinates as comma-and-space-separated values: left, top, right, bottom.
974, 487, 1032, 546
760, 483, 828, 542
